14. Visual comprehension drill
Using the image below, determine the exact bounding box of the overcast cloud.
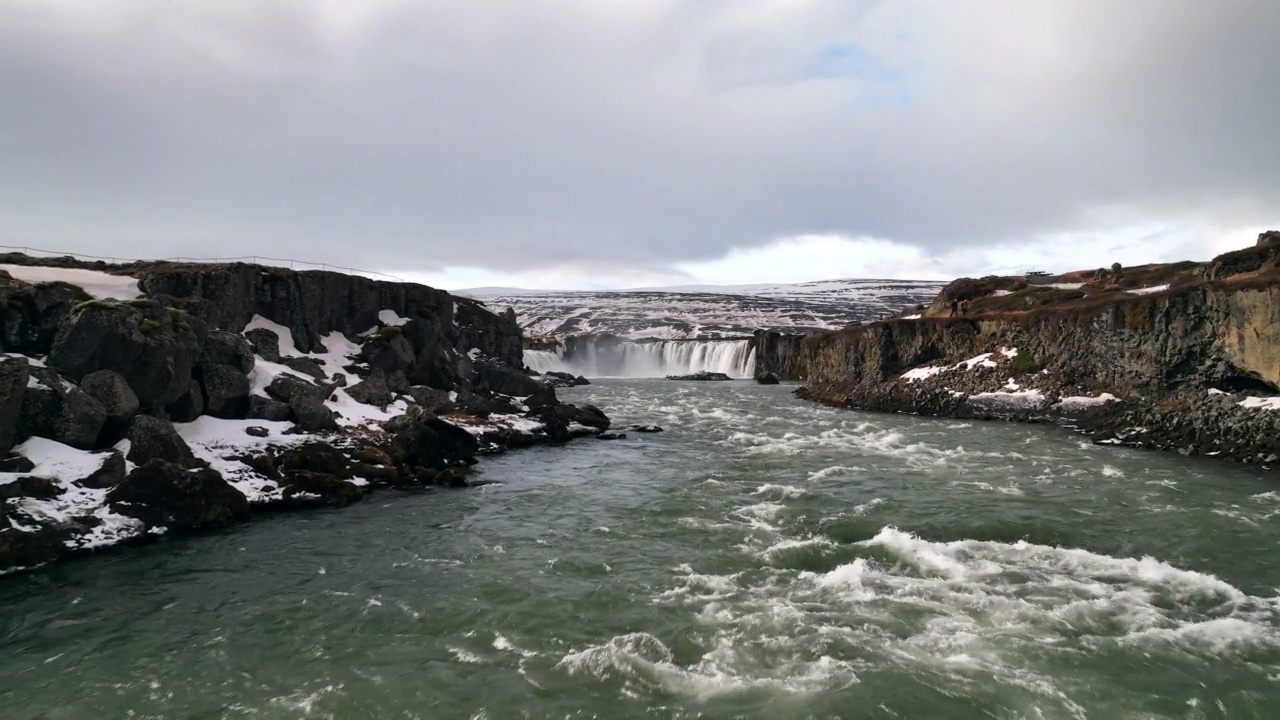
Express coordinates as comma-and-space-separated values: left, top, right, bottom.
2, 0, 1278, 288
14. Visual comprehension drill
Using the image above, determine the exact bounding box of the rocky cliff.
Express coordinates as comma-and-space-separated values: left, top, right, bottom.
774, 233, 1280, 467
0, 258, 610, 575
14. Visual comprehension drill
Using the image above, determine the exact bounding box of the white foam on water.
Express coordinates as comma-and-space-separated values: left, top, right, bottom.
556, 632, 857, 700
752, 483, 808, 499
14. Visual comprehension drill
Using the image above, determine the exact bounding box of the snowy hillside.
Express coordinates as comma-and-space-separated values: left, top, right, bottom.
463, 279, 945, 340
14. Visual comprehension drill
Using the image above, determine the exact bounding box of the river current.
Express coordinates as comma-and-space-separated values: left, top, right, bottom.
3, 381, 1280, 719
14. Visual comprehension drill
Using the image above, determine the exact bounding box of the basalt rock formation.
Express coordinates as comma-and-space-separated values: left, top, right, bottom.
0, 257, 611, 575
767, 233, 1280, 468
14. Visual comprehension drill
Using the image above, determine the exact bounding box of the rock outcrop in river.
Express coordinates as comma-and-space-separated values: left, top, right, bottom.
0, 256, 610, 574
758, 233, 1280, 468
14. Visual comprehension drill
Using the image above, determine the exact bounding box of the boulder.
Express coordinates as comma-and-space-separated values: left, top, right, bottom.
361, 329, 416, 373
248, 395, 291, 422
48, 299, 203, 409
277, 442, 349, 475
386, 370, 411, 395
245, 426, 269, 438
0, 357, 29, 455
80, 450, 127, 489
0, 456, 35, 473
347, 368, 394, 406
108, 460, 250, 529
280, 356, 326, 381
406, 386, 455, 414
0, 476, 61, 500
0, 522, 66, 573
198, 364, 250, 419
289, 396, 340, 433
243, 328, 281, 362
165, 378, 205, 423
755, 372, 780, 385
126, 415, 199, 469
17, 369, 107, 451
474, 361, 543, 397
80, 369, 140, 439
627, 424, 664, 433
597, 432, 627, 441
199, 331, 255, 374
385, 407, 479, 468
278, 471, 368, 506
266, 375, 324, 404
0, 276, 90, 356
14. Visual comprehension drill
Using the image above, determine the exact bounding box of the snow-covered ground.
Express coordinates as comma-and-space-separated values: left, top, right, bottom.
463, 278, 944, 340
0, 264, 143, 300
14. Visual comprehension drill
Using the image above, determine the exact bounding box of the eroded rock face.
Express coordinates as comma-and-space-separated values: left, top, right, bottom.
0, 275, 90, 356
0, 357, 29, 455
49, 299, 203, 409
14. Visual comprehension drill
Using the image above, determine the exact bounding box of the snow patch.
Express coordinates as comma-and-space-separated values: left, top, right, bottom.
243, 315, 300, 356
1131, 284, 1170, 295
1055, 393, 1119, 408
378, 309, 410, 327
176, 416, 301, 504
0, 264, 143, 301
1238, 396, 1280, 411
901, 366, 948, 382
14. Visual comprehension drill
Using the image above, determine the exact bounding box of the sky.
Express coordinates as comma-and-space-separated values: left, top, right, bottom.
2, 0, 1278, 290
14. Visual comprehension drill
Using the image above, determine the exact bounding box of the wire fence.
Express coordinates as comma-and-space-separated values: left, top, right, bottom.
0, 243, 411, 283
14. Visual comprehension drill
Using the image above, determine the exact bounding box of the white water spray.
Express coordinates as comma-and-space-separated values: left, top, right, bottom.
524, 339, 756, 378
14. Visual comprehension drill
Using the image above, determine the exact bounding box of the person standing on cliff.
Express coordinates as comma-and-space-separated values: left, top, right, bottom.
949, 300, 959, 317
961, 300, 971, 316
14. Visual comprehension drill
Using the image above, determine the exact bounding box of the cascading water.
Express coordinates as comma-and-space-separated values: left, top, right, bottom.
523, 338, 756, 378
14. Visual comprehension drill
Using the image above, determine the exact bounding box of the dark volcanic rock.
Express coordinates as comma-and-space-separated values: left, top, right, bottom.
289, 396, 340, 433
81, 451, 127, 489
0, 456, 35, 473
628, 424, 664, 433
245, 426, 269, 438
18, 369, 107, 451
0, 356, 29, 455
126, 415, 199, 469
0, 476, 61, 500
198, 364, 251, 419
0, 275, 90, 356
361, 329, 416, 374
474, 361, 543, 397
49, 299, 203, 409
597, 432, 627, 441
244, 327, 281, 362
279, 471, 368, 506
165, 378, 205, 423
266, 375, 324, 404
540, 371, 590, 388
80, 369, 141, 439
347, 368, 394, 406
109, 460, 250, 529
406, 386, 454, 414
280, 356, 326, 381
755, 372, 780, 385
248, 395, 292, 422
666, 371, 733, 381
200, 330, 255, 374
385, 407, 480, 469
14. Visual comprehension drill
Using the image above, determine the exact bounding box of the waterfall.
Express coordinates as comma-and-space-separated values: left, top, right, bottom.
523, 338, 756, 378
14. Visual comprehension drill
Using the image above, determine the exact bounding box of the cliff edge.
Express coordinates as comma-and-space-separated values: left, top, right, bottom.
0, 257, 610, 574
767, 232, 1280, 467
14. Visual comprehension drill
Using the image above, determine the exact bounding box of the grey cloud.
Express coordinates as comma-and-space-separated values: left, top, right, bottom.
1, 0, 1277, 275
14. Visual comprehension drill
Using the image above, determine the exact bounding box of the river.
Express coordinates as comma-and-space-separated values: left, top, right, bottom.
3, 380, 1280, 719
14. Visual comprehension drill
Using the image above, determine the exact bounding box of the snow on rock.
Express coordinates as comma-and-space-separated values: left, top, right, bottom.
1047, 283, 1085, 290
902, 366, 948, 382
328, 390, 409, 428
378, 309, 411, 327
1, 438, 145, 550
969, 389, 1048, 407
1238, 397, 1280, 411
176, 417, 299, 504
243, 315, 300, 356
1130, 285, 1171, 295
0, 264, 143, 301
248, 357, 316, 397
1055, 393, 1119, 408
